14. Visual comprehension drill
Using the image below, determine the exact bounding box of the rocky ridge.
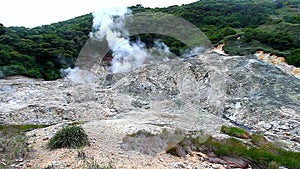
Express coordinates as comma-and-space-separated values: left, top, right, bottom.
0, 53, 299, 168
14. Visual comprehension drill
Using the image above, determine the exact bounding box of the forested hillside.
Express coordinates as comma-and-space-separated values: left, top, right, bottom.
0, 0, 299, 80
0, 14, 92, 80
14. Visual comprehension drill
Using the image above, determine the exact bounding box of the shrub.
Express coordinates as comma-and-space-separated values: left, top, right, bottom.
48, 125, 88, 149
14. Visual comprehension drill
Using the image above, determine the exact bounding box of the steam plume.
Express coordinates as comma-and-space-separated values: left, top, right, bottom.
61, 67, 96, 85
90, 7, 176, 73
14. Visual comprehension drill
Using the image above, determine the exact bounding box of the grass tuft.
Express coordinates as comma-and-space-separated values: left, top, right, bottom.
0, 124, 49, 134
221, 126, 251, 139
202, 137, 300, 169
47, 125, 88, 149
0, 124, 49, 168
251, 133, 268, 146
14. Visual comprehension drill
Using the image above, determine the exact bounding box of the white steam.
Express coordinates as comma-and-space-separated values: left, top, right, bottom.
110, 39, 148, 73
90, 7, 178, 73
63, 7, 208, 83
61, 67, 96, 85
91, 7, 149, 73
91, 7, 131, 40
181, 46, 205, 58
153, 40, 172, 61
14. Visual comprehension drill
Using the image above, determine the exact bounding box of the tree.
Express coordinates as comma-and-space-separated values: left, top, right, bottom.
0, 23, 5, 35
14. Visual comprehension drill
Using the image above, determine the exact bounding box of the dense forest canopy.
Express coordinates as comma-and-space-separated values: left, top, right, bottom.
0, 0, 299, 80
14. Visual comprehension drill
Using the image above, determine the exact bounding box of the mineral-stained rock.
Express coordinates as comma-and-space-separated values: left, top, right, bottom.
223, 55, 300, 151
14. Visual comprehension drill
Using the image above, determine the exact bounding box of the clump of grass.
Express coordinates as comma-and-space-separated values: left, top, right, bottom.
84, 159, 113, 169
202, 137, 300, 169
125, 130, 156, 138
267, 161, 279, 169
85, 160, 101, 169
0, 124, 49, 134
164, 127, 300, 169
251, 133, 268, 146
0, 124, 49, 168
123, 129, 187, 156
47, 125, 88, 149
221, 126, 251, 139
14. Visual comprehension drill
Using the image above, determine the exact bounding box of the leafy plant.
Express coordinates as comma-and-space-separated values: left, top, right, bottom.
47, 125, 88, 149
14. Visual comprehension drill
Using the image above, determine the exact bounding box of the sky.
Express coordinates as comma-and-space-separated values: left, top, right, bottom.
0, 0, 198, 28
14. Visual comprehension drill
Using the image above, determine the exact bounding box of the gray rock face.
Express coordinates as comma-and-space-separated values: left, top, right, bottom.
223, 56, 300, 151
111, 55, 227, 116
0, 77, 109, 125
0, 53, 299, 151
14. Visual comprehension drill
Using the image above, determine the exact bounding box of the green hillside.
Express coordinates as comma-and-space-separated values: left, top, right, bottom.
0, 14, 92, 80
0, 0, 299, 80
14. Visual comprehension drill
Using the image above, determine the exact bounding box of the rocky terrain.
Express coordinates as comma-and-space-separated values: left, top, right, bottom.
0, 52, 299, 168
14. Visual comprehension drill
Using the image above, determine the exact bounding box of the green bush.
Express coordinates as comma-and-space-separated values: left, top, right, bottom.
286, 48, 300, 67
48, 125, 88, 149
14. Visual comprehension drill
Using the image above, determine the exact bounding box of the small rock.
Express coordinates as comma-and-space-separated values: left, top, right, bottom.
131, 100, 149, 108
292, 136, 300, 142
184, 160, 189, 164
171, 162, 185, 168
16, 158, 24, 162
42, 137, 49, 140
1, 161, 7, 166
26, 162, 32, 167
52, 161, 60, 166
258, 121, 272, 130
279, 125, 289, 130
279, 166, 288, 169
144, 105, 151, 109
